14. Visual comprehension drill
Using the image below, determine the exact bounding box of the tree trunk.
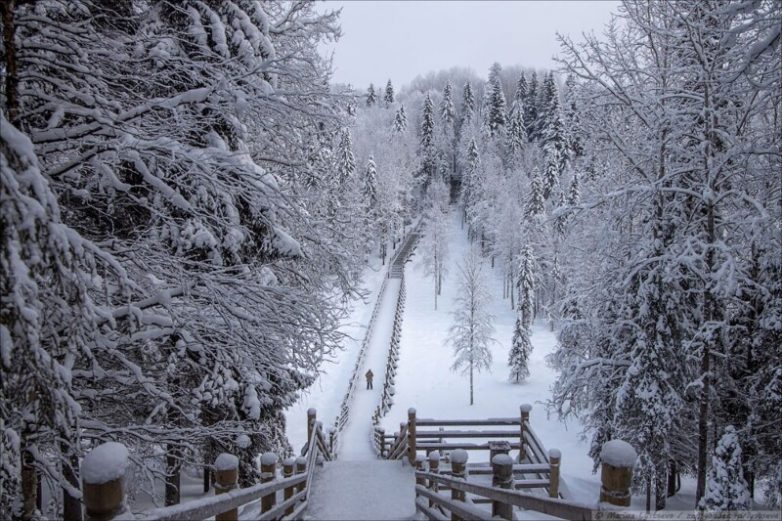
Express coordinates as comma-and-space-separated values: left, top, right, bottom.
165, 442, 182, 506
21, 443, 37, 521
1, 0, 20, 127
62, 441, 82, 521
667, 460, 678, 497
469, 363, 474, 406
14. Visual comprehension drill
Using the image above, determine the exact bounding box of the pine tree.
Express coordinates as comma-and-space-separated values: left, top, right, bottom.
367, 83, 377, 106
524, 71, 539, 141
393, 104, 407, 133
542, 147, 560, 200
337, 127, 356, 186
526, 167, 544, 217
508, 247, 535, 382
507, 75, 527, 160
448, 250, 496, 405
484, 63, 507, 137
441, 81, 455, 130
542, 95, 569, 173
563, 74, 584, 157
567, 171, 580, 206
418, 93, 437, 192
700, 427, 751, 511
363, 155, 378, 209
384, 79, 394, 107
461, 82, 475, 130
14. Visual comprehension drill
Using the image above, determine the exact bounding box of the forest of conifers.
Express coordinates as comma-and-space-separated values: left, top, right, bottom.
1, 0, 780, 518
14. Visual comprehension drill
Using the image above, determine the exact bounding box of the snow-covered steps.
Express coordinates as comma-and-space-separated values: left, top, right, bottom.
306, 460, 416, 520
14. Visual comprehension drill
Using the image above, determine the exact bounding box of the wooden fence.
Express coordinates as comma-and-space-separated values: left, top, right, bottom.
377, 405, 638, 520
82, 409, 332, 521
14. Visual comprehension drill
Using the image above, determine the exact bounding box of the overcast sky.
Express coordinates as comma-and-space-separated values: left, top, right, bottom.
319, 1, 619, 89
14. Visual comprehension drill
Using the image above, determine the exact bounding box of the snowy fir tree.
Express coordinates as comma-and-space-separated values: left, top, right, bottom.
526, 167, 544, 217
524, 71, 540, 141
363, 155, 379, 209
441, 81, 456, 130
448, 250, 496, 405
418, 93, 438, 194
484, 63, 507, 137
460, 82, 476, 130
337, 127, 357, 187
421, 178, 450, 310
700, 427, 751, 512
367, 83, 377, 106
384, 79, 395, 107
393, 104, 408, 133
508, 247, 536, 383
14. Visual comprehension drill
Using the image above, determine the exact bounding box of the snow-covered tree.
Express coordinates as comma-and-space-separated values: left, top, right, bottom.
526, 167, 544, 217
700, 427, 751, 512
337, 127, 357, 187
460, 82, 476, 130
367, 83, 377, 106
393, 105, 408, 133
508, 247, 536, 382
418, 93, 438, 195
524, 71, 540, 141
421, 178, 450, 309
384, 79, 395, 107
363, 155, 379, 209
484, 63, 507, 137
447, 249, 496, 405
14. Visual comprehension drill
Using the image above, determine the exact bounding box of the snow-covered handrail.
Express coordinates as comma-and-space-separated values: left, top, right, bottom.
94, 410, 332, 521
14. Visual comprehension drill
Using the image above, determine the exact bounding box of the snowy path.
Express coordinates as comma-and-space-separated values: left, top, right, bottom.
338, 278, 402, 460
307, 461, 415, 520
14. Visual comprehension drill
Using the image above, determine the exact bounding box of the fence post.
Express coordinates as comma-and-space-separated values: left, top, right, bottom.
428, 452, 440, 507
520, 403, 532, 463
378, 428, 386, 458
281, 457, 295, 516
549, 449, 561, 498
329, 430, 335, 455
491, 454, 514, 521
260, 452, 278, 514
214, 453, 239, 521
295, 456, 307, 496
415, 454, 426, 486
450, 449, 468, 521
407, 408, 417, 466
599, 440, 637, 507
82, 442, 128, 521
307, 408, 317, 446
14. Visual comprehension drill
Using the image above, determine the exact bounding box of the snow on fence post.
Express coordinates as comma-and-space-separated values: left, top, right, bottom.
491, 454, 514, 521
82, 442, 129, 521
407, 408, 417, 466
548, 448, 561, 498
282, 457, 296, 516
260, 452, 278, 514
378, 427, 386, 458
427, 452, 440, 507
520, 403, 532, 463
214, 453, 239, 521
599, 440, 637, 507
307, 408, 317, 447
450, 449, 468, 521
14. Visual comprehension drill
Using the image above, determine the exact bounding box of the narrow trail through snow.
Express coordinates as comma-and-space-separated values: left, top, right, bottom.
337, 278, 401, 460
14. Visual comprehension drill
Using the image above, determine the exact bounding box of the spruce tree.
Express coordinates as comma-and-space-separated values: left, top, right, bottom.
485, 63, 507, 137
526, 167, 544, 217
563, 74, 584, 157
337, 127, 356, 186
461, 82, 475, 129
384, 79, 394, 107
509, 247, 535, 382
507, 75, 527, 159
366, 83, 377, 106
524, 71, 539, 141
567, 172, 580, 206
418, 93, 437, 191
700, 427, 751, 511
441, 81, 455, 130
363, 155, 378, 209
393, 104, 407, 133
542, 147, 560, 200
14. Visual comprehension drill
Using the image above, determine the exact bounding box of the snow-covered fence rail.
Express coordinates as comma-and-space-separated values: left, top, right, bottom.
88, 409, 332, 521
413, 440, 638, 521
372, 271, 406, 426
379, 405, 576, 498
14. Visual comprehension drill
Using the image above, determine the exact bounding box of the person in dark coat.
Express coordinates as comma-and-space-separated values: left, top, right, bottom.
365, 369, 374, 390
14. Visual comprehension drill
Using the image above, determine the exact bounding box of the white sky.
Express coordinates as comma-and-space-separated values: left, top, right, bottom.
319, 1, 620, 88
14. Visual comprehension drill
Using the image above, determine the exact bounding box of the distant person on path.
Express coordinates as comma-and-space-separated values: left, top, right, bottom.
365, 369, 374, 390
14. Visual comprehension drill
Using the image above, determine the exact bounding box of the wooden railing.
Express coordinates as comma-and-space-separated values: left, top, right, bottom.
82, 409, 332, 521
371, 271, 406, 426
377, 404, 563, 492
